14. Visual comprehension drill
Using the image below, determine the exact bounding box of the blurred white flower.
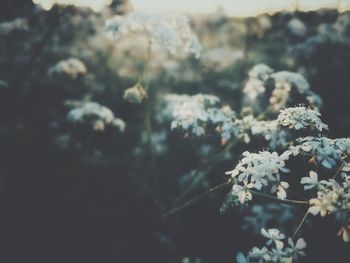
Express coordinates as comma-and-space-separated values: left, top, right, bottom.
123, 83, 147, 104
288, 18, 307, 38
67, 101, 125, 132
49, 58, 87, 79
106, 11, 202, 58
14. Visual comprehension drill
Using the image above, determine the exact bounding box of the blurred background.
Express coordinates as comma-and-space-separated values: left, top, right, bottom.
0, 0, 349, 262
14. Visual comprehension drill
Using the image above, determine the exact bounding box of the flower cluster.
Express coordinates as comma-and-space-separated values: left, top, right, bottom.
300, 168, 350, 218
226, 151, 291, 203
49, 58, 87, 79
163, 94, 292, 149
277, 106, 328, 132
160, 94, 222, 136
237, 228, 306, 263
32, 0, 112, 11
66, 101, 125, 132
290, 136, 349, 169
106, 11, 202, 58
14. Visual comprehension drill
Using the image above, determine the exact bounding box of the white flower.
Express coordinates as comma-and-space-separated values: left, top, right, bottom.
308, 191, 337, 217
287, 238, 307, 260
277, 106, 328, 132
271, 181, 289, 200
261, 228, 285, 247
106, 11, 202, 58
232, 181, 254, 204
301, 171, 320, 190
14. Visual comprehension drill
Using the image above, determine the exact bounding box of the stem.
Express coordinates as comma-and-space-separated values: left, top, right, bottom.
162, 180, 233, 219
292, 211, 309, 240
332, 161, 344, 179
173, 140, 237, 205
139, 39, 152, 89
250, 190, 309, 206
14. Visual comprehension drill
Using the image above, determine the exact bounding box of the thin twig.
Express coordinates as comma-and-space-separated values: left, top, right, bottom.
173, 141, 237, 205
163, 181, 309, 219
251, 190, 309, 206
162, 180, 233, 219
332, 161, 345, 179
292, 211, 309, 240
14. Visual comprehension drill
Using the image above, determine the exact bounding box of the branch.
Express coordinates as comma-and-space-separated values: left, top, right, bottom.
250, 190, 309, 206
173, 141, 237, 205
162, 181, 233, 219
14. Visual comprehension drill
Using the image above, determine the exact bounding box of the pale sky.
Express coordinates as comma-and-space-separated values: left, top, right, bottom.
131, 0, 350, 17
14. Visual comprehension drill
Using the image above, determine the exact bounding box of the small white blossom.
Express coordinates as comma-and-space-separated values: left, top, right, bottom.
287, 238, 307, 260
308, 191, 338, 217
232, 180, 254, 204
301, 171, 321, 190
271, 181, 289, 200
261, 228, 285, 247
